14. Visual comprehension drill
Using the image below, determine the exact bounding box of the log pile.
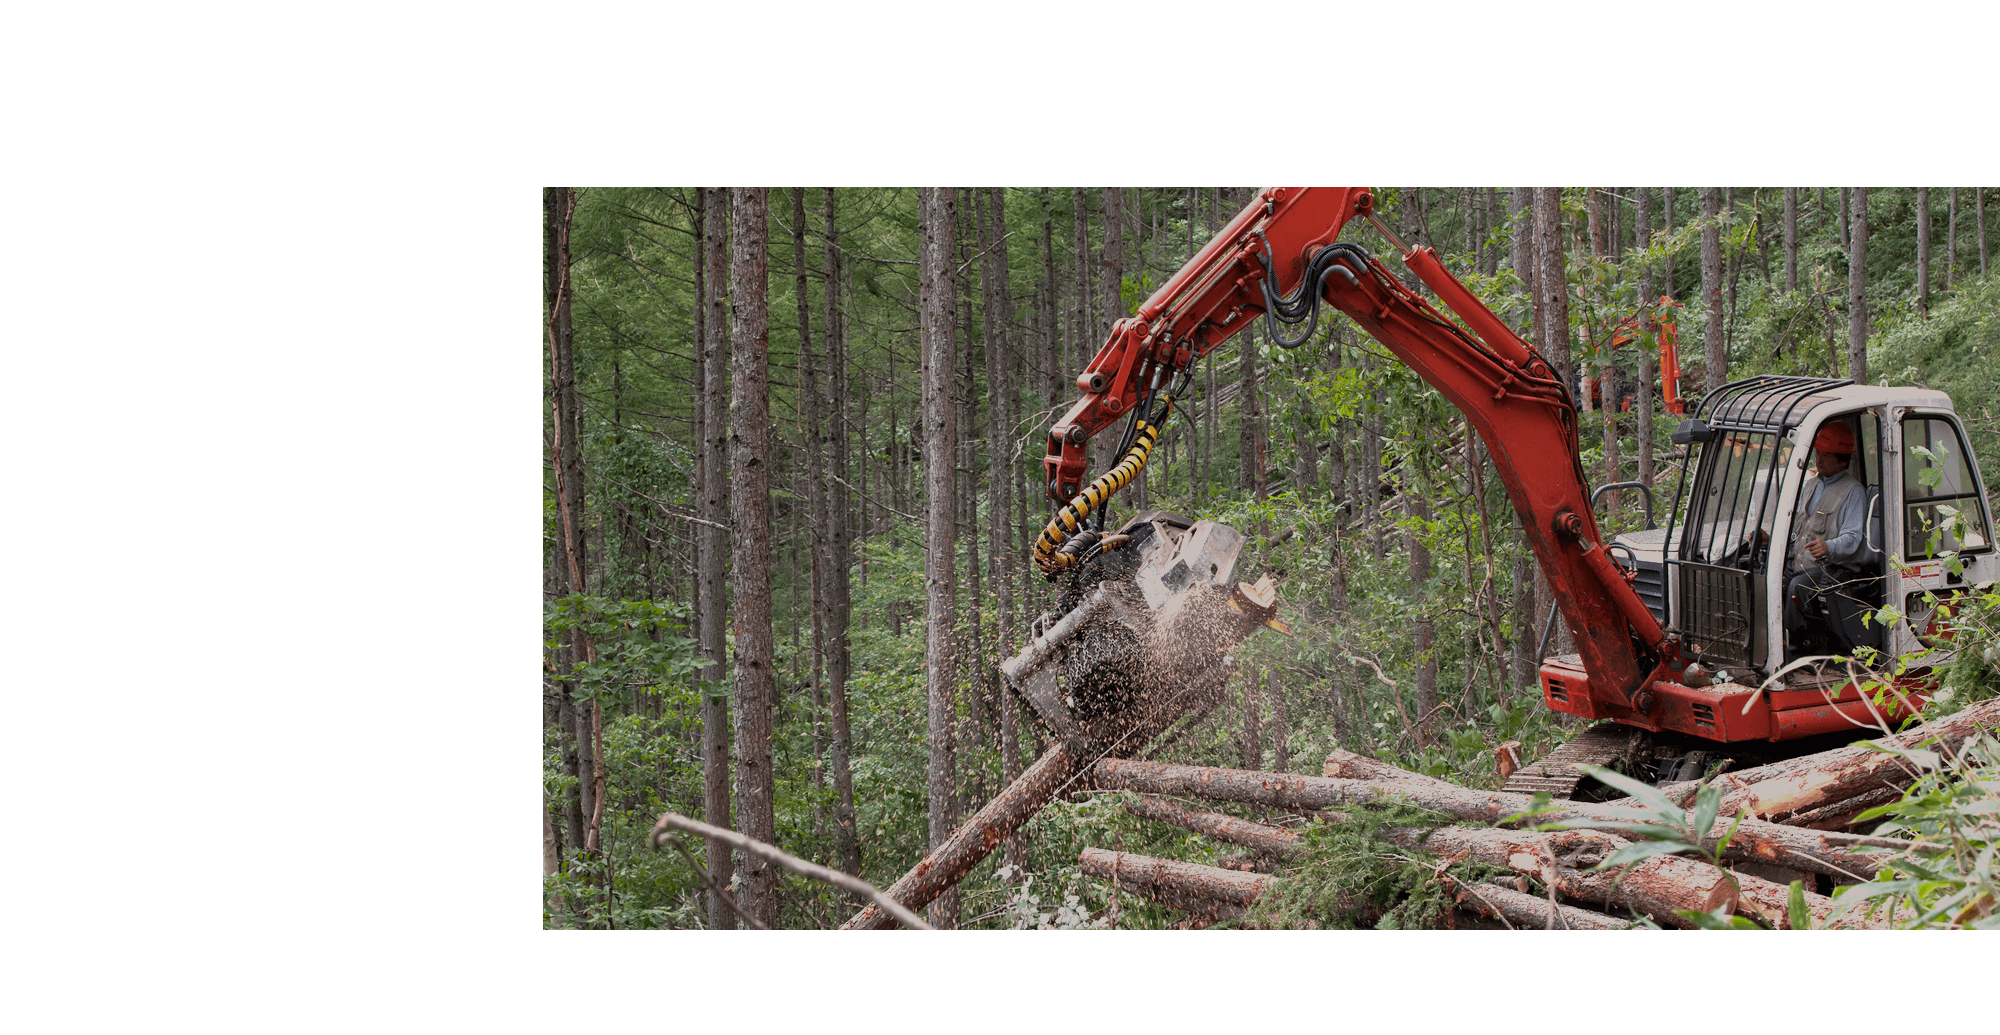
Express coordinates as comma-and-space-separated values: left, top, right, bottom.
1076, 697, 2000, 930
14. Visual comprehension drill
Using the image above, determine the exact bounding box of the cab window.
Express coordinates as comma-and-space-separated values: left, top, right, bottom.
1903, 416, 1991, 558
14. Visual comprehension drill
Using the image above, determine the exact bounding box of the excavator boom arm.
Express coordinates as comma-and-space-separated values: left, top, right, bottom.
1039, 186, 1667, 705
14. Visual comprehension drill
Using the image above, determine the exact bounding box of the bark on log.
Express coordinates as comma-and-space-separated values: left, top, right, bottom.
1323, 748, 1458, 787
1320, 759, 1912, 887
1444, 876, 1630, 930
1655, 697, 2000, 813
1079, 848, 1265, 919
1091, 758, 1891, 882
1711, 697, 2000, 821
1122, 795, 1302, 859
842, 743, 1077, 929
1385, 824, 1865, 929
1788, 785, 1903, 831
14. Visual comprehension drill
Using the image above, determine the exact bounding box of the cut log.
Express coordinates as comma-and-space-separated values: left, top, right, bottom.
1385, 824, 1867, 929
1656, 697, 2000, 814
1322, 748, 1457, 788
1346, 755, 1898, 882
1444, 876, 1630, 930
1122, 795, 1302, 859
1787, 785, 1903, 831
841, 743, 1078, 930
1091, 757, 1893, 882
1079, 848, 1263, 921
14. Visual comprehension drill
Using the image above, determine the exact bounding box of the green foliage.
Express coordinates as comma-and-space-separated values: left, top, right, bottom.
1561, 764, 1743, 870
546, 595, 699, 703
1244, 799, 1503, 930
1832, 732, 2000, 928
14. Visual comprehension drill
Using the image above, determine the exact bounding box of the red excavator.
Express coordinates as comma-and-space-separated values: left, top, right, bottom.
1584, 295, 1684, 417
1026, 186, 1996, 794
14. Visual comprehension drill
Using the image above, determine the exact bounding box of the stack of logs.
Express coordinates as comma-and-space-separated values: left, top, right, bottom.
1079, 697, 2000, 929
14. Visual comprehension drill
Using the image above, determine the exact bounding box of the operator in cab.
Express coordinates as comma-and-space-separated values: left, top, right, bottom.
1782, 422, 1868, 658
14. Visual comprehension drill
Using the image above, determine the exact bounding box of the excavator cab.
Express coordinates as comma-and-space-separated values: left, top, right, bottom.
1594, 375, 1999, 741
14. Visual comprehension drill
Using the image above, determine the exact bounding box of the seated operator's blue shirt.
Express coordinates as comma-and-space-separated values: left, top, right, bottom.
1800, 469, 1867, 567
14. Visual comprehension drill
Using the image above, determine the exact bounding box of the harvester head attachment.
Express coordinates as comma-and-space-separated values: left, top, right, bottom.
1002, 513, 1280, 758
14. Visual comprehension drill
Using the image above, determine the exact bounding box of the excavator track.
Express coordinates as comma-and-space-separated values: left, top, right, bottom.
1500, 721, 1640, 799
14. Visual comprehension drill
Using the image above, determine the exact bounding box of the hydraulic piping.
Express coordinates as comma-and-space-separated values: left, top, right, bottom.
1032, 390, 1176, 577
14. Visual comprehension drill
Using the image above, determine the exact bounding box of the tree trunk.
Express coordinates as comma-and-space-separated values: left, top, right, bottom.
820, 189, 862, 890
1948, 187, 1958, 289
1589, 187, 1618, 482
1657, 697, 2000, 819
1656, 188, 1672, 299
1405, 476, 1436, 742
1848, 186, 1868, 384
1125, 795, 1302, 859
1090, 758, 1894, 884
1101, 186, 1124, 333
1784, 187, 1799, 293
1917, 186, 1931, 318
725, 187, 777, 929
1725, 188, 1742, 353
1634, 187, 1655, 490
793, 189, 826, 853
540, 184, 584, 883
918, 187, 961, 929
696, 186, 734, 928
1700, 187, 1727, 393
1039, 189, 1060, 404
1979, 186, 1988, 276
1449, 878, 1629, 930
1838, 186, 1850, 251
979, 188, 1024, 871
841, 743, 1079, 930
1240, 325, 1262, 497
1071, 187, 1091, 391
955, 191, 987, 782
1508, 188, 1540, 692
1536, 189, 1568, 655
1531, 188, 1574, 395
1078, 848, 1268, 913
1384, 824, 1845, 930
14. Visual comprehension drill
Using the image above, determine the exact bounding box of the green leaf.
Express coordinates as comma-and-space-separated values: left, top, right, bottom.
1597, 839, 1697, 870
1692, 783, 1722, 843
1576, 764, 1681, 816
1788, 880, 1810, 930
1716, 809, 1748, 858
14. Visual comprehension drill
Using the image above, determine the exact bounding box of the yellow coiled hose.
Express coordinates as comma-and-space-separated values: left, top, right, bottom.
1032, 395, 1173, 577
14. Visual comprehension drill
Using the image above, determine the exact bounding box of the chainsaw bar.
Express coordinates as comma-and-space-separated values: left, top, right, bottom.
1500, 722, 1637, 799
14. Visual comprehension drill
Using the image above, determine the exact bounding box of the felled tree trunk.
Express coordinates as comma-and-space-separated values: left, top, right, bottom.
1443, 876, 1629, 931
1696, 697, 2000, 821
1091, 758, 1890, 881
1121, 795, 1301, 859
1384, 825, 1863, 929
841, 743, 1077, 930
1079, 848, 1266, 921
1322, 748, 1457, 787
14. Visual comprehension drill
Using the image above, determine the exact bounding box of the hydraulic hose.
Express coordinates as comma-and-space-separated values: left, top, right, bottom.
1256, 241, 1374, 348
1033, 394, 1174, 578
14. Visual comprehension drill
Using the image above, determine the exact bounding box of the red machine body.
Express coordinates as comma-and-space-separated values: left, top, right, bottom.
1040, 186, 1928, 747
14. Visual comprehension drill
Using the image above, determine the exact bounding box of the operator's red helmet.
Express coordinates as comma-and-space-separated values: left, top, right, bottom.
1813, 422, 1856, 454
